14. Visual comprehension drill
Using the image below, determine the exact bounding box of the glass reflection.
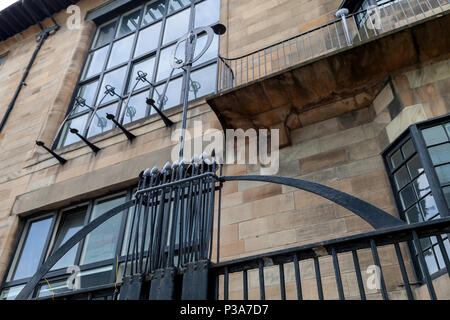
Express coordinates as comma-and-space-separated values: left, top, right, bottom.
429, 143, 450, 166
80, 196, 126, 265
94, 21, 116, 48
82, 47, 108, 79
87, 103, 119, 138
401, 139, 415, 159
13, 218, 53, 281
122, 91, 149, 125
405, 204, 423, 224
153, 77, 182, 110
406, 154, 424, 180
412, 174, 430, 199
188, 64, 217, 100
58, 113, 89, 148
156, 44, 183, 81
127, 57, 155, 93
390, 149, 403, 169
74, 81, 99, 113
193, 33, 219, 67
394, 166, 409, 190
163, 8, 190, 45
134, 22, 162, 58
422, 125, 448, 146
168, 0, 191, 14
436, 164, 450, 186
194, 0, 220, 28
97, 67, 127, 105
50, 208, 87, 271
117, 9, 141, 38
419, 195, 439, 220
399, 184, 417, 210
107, 34, 135, 69
143, 0, 166, 25
0, 285, 25, 300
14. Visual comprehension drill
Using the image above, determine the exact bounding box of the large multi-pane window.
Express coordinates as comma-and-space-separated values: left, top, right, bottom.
0, 190, 137, 300
383, 115, 450, 278
54, 0, 220, 149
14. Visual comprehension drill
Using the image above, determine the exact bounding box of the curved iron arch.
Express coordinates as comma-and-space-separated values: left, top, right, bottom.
15, 174, 404, 300
222, 175, 405, 229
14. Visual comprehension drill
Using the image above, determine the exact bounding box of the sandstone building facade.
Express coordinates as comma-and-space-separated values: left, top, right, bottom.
0, 0, 449, 300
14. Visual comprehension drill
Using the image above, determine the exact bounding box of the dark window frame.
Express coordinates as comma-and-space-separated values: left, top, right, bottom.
382, 113, 450, 282
52, 0, 220, 150
0, 188, 135, 299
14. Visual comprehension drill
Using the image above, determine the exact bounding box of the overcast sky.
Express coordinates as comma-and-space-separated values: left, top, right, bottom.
0, 0, 17, 11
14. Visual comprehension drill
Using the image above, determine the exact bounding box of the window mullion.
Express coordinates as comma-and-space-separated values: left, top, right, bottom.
149, 0, 171, 116
117, 6, 146, 124
410, 125, 449, 218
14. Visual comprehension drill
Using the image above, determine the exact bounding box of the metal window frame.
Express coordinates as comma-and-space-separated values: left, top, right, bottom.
52, 0, 220, 150
382, 113, 450, 282
0, 187, 138, 299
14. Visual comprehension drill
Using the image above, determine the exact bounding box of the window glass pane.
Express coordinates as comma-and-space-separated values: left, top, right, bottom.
401, 139, 415, 159
73, 81, 99, 113
82, 47, 108, 79
390, 149, 403, 169
134, 22, 162, 58
436, 164, 450, 186
406, 154, 424, 180
87, 103, 119, 138
156, 44, 183, 81
97, 66, 127, 105
153, 77, 182, 110
127, 57, 156, 93
193, 33, 219, 67
57, 114, 89, 148
168, 0, 191, 14
188, 64, 217, 100
399, 184, 417, 210
429, 143, 450, 166
444, 186, 450, 208
122, 91, 149, 125
107, 34, 135, 69
12, 217, 53, 281
412, 173, 430, 199
78, 265, 113, 289
194, 0, 220, 28
434, 243, 448, 269
423, 249, 439, 274
405, 204, 423, 224
419, 194, 439, 220
50, 207, 87, 271
163, 8, 190, 45
422, 125, 448, 146
94, 21, 116, 48
117, 9, 141, 38
37, 279, 70, 298
143, 0, 166, 25
0, 285, 25, 300
80, 196, 126, 265
393, 166, 409, 190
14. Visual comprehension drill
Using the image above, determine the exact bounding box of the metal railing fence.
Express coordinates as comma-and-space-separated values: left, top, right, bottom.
217, 0, 450, 92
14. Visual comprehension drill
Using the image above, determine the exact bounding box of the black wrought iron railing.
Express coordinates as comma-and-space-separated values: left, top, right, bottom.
209, 217, 450, 300
217, 0, 450, 92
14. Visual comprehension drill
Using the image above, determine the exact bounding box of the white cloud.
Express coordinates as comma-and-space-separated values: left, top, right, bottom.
0, 0, 18, 11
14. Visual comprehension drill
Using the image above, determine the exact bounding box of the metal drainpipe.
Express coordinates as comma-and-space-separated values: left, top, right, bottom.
0, 4, 59, 134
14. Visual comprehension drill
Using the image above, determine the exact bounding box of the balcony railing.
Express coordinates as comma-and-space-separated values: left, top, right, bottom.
210, 217, 450, 300
217, 0, 450, 92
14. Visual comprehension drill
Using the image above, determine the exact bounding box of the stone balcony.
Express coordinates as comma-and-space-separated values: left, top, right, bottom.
207, 0, 450, 147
